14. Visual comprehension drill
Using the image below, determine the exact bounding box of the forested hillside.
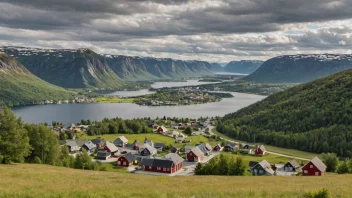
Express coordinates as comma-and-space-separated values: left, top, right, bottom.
0, 53, 74, 106
218, 69, 352, 157
224, 60, 263, 74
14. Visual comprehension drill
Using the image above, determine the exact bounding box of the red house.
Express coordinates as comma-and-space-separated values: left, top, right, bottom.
302, 157, 327, 176
187, 147, 205, 162
255, 145, 266, 155
140, 153, 183, 174
213, 144, 222, 151
153, 124, 159, 129
104, 141, 118, 154
157, 126, 168, 134
117, 152, 135, 167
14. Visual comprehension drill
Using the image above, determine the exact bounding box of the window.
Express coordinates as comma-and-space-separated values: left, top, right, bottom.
310, 165, 313, 168
157, 167, 161, 170
163, 168, 166, 171
118, 161, 121, 165
304, 170, 308, 174
149, 166, 152, 169
259, 170, 263, 174
123, 162, 126, 165
315, 172, 319, 176
167, 168, 170, 171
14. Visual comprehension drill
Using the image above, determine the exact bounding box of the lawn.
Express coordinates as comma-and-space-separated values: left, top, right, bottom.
98, 162, 129, 173
1, 164, 352, 198
78, 133, 220, 148
95, 96, 135, 104
212, 128, 317, 159
220, 152, 300, 165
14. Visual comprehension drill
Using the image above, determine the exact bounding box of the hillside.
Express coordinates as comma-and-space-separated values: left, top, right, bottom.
104, 54, 215, 81
224, 60, 264, 74
219, 68, 352, 157
210, 63, 225, 72
0, 164, 351, 198
244, 54, 352, 83
0, 53, 74, 106
1, 47, 123, 89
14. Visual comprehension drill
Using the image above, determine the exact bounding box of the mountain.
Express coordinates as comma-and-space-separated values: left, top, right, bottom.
210, 63, 225, 72
1, 47, 123, 89
218, 68, 352, 157
103, 54, 215, 81
224, 60, 264, 74
244, 54, 352, 83
0, 53, 74, 106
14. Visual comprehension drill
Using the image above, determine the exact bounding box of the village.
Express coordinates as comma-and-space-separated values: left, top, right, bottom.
39, 97, 97, 105
57, 120, 327, 177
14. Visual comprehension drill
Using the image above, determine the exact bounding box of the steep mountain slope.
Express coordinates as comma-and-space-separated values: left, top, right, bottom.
104, 54, 214, 80
224, 60, 264, 74
210, 63, 225, 72
219, 69, 352, 157
1, 47, 123, 89
0, 53, 73, 106
245, 54, 352, 83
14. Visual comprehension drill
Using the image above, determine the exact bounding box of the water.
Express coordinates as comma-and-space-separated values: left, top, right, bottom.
13, 92, 265, 124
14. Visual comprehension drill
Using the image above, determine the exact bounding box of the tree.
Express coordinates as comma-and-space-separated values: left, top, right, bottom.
228, 157, 246, 176
25, 124, 60, 165
0, 108, 30, 164
337, 160, 350, 174
57, 146, 75, 168
321, 153, 339, 172
183, 126, 193, 135
74, 150, 97, 170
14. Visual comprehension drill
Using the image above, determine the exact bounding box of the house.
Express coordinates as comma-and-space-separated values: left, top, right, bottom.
224, 143, 239, 151
213, 144, 222, 151
104, 141, 119, 154
169, 131, 180, 138
283, 159, 300, 172
91, 138, 106, 148
96, 151, 111, 160
255, 145, 266, 155
249, 161, 259, 169
113, 136, 128, 147
242, 144, 254, 154
81, 140, 97, 152
117, 152, 136, 167
185, 146, 195, 154
64, 140, 80, 153
140, 144, 157, 156
157, 126, 168, 134
144, 138, 154, 147
187, 147, 205, 162
152, 124, 159, 129
251, 160, 274, 176
154, 143, 165, 151
302, 157, 327, 176
197, 143, 212, 156
129, 140, 144, 150
140, 153, 183, 174
170, 147, 180, 154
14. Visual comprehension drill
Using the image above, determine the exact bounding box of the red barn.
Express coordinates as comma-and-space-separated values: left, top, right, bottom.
187, 147, 205, 162
302, 157, 327, 176
157, 126, 168, 134
117, 152, 135, 167
140, 153, 183, 174
255, 145, 266, 155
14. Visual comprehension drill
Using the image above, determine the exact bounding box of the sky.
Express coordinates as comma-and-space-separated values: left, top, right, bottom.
0, 0, 351, 63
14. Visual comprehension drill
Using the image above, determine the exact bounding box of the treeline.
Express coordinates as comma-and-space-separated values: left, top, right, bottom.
86, 118, 153, 136
218, 69, 352, 157
195, 154, 247, 176
0, 108, 102, 170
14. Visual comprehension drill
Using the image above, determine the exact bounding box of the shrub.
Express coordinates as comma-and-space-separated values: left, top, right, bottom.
304, 188, 329, 198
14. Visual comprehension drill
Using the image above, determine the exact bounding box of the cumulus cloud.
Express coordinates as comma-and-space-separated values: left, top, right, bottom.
0, 0, 351, 62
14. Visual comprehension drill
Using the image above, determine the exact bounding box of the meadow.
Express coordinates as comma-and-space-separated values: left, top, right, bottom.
0, 164, 350, 198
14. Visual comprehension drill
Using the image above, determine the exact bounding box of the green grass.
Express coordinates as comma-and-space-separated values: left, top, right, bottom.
98, 162, 129, 173
221, 152, 302, 165
1, 164, 352, 197
77, 133, 220, 148
96, 96, 135, 104
212, 128, 316, 159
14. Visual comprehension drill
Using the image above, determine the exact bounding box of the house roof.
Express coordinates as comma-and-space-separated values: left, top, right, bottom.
164, 153, 184, 165
142, 144, 157, 155
307, 157, 327, 172
185, 146, 195, 153
105, 141, 118, 152
140, 158, 174, 168
74, 140, 88, 147
140, 158, 155, 167
83, 141, 96, 150
190, 147, 204, 157
258, 145, 266, 152
249, 161, 259, 168
253, 160, 274, 175
158, 126, 168, 131
114, 136, 128, 144
286, 159, 300, 168
65, 140, 78, 147
154, 143, 165, 149
197, 143, 211, 154
145, 140, 154, 147
97, 151, 110, 158
121, 152, 135, 163
91, 138, 106, 145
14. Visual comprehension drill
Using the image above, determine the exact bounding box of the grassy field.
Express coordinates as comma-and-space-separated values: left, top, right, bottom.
221, 152, 298, 165
95, 96, 135, 104
78, 133, 221, 148
0, 164, 351, 198
212, 128, 317, 159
